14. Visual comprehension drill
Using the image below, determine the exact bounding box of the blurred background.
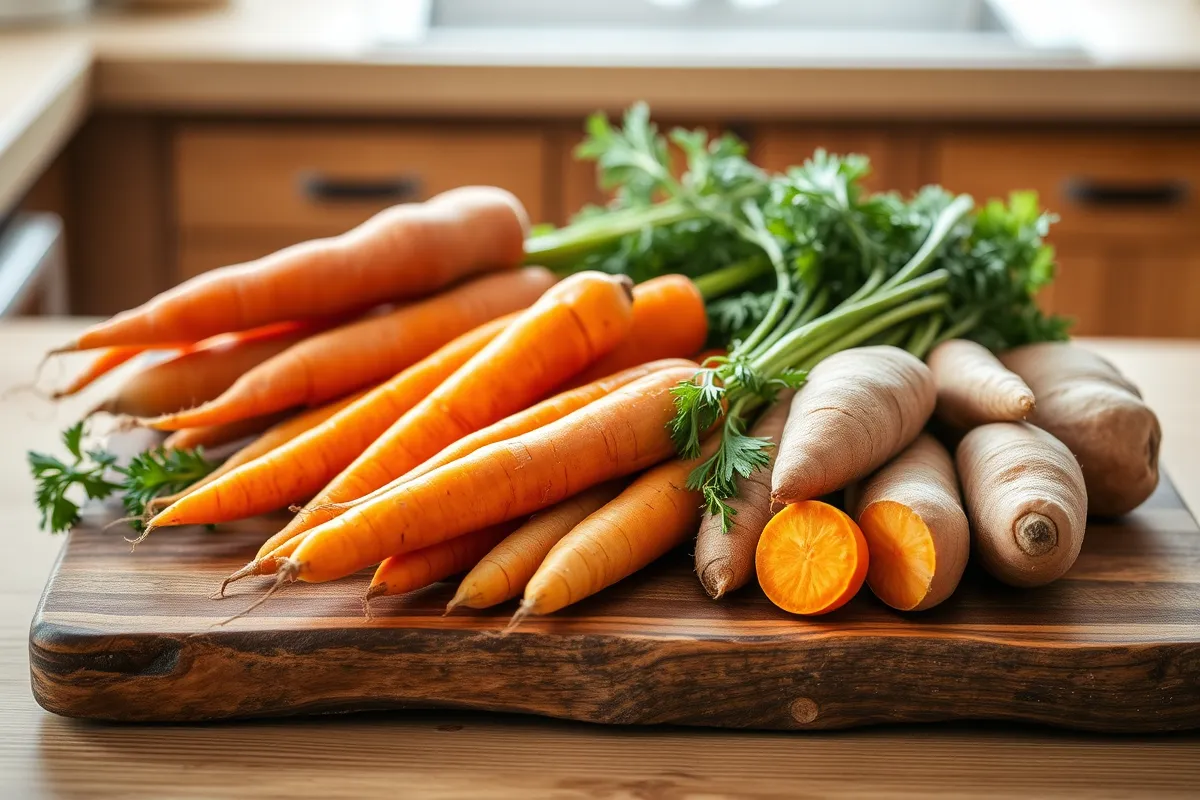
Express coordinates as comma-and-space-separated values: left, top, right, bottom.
3, 0, 1199, 337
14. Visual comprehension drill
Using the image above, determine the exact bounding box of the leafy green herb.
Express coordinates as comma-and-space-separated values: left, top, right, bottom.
119, 446, 214, 525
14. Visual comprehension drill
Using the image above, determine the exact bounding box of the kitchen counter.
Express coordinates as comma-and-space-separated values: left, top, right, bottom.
2, 321, 1198, 797
3, 0, 1200, 214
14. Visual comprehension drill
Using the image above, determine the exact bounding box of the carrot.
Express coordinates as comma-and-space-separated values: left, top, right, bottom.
294, 357, 693, 535
60, 186, 530, 350
261, 271, 635, 543
89, 322, 314, 419
566, 274, 707, 386
146, 314, 513, 530
694, 389, 794, 600
162, 412, 290, 453
148, 390, 369, 514
771, 346, 935, 505
927, 339, 1035, 429
1001, 341, 1160, 517
956, 422, 1087, 588
446, 482, 626, 613
145, 268, 556, 431
514, 440, 718, 620
284, 365, 696, 584
51, 345, 184, 399
851, 433, 969, 611
366, 522, 521, 606
756, 501, 869, 616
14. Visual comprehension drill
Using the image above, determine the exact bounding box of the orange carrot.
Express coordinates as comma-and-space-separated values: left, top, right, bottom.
514, 441, 717, 619
566, 274, 707, 386
365, 522, 521, 605
284, 365, 695, 584
146, 314, 514, 530
145, 268, 556, 431
756, 501, 869, 616
61, 186, 530, 350
149, 389, 370, 514
51, 345, 184, 399
446, 483, 626, 612
255, 271, 634, 543
89, 322, 315, 419
162, 412, 291, 453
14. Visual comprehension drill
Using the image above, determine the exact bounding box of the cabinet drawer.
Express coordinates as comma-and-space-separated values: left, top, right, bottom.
752, 126, 925, 194
934, 132, 1200, 241
174, 123, 549, 233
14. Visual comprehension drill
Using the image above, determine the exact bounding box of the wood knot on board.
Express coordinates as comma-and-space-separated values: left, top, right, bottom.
789, 697, 819, 725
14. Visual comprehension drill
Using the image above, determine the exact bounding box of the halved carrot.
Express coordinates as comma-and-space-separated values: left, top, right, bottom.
145, 267, 556, 431
365, 522, 521, 606
755, 501, 869, 616
60, 186, 530, 350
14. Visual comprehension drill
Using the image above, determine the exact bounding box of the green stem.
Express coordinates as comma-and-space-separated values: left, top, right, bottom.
691, 256, 771, 300
749, 285, 809, 360
523, 200, 696, 271
905, 315, 944, 359
881, 194, 974, 291
869, 322, 913, 348
838, 266, 885, 309
798, 295, 950, 370
933, 310, 983, 346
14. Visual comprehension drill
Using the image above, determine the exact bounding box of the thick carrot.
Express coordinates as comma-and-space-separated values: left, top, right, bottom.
147, 315, 513, 530
566, 274, 707, 386
956, 422, 1087, 588
756, 501, 869, 616
89, 322, 314, 418
852, 433, 969, 611
446, 482, 626, 612
285, 365, 696, 584
694, 389, 794, 600
927, 339, 1034, 429
162, 412, 290, 453
51, 345, 183, 399
515, 441, 718, 619
61, 186, 530, 350
145, 268, 556, 431
771, 346, 935, 505
266, 271, 635, 543
149, 389, 369, 514
366, 522, 521, 605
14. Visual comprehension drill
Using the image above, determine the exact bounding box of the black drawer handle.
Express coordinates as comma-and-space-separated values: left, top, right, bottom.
1062, 178, 1189, 208
299, 173, 423, 203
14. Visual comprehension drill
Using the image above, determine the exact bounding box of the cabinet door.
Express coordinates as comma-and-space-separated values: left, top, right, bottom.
752, 126, 926, 193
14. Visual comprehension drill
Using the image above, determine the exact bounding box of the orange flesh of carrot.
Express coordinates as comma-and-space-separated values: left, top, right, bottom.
272, 271, 635, 544
755, 501, 869, 616
858, 502, 937, 610
287, 364, 695, 584
67, 186, 530, 350
367, 522, 520, 601
146, 314, 514, 530
145, 267, 556, 431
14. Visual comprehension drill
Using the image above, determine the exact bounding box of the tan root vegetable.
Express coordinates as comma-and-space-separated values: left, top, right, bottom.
771, 346, 936, 505
956, 422, 1087, 588
1000, 342, 1161, 517
852, 433, 969, 611
927, 339, 1034, 429
694, 389, 794, 599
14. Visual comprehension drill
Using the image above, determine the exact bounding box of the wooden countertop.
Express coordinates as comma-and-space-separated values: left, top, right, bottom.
3, 0, 1200, 214
1, 320, 1198, 798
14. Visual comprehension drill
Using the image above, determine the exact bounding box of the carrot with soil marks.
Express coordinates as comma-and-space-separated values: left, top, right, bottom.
851, 433, 969, 611
58, 186, 530, 350
694, 389, 794, 599
956, 422, 1087, 587
927, 339, 1035, 430
756, 501, 869, 616
771, 346, 936, 505
144, 268, 555, 431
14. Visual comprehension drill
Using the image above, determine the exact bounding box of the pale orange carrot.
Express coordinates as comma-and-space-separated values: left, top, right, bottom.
60, 186, 530, 350
51, 345, 184, 399
445, 482, 626, 612
365, 522, 521, 606
145, 314, 514, 530
162, 412, 291, 453
284, 365, 695, 584
145, 268, 556, 431
756, 501, 869, 616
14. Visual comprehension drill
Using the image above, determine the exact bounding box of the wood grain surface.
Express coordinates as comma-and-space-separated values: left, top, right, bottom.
4, 322, 1200, 798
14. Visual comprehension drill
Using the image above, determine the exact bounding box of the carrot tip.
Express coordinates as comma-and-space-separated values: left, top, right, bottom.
212, 565, 292, 628
500, 602, 531, 637
214, 561, 261, 599
46, 341, 80, 356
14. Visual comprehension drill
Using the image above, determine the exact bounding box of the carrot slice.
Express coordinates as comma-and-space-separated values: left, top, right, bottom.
755, 501, 868, 616
857, 501, 937, 610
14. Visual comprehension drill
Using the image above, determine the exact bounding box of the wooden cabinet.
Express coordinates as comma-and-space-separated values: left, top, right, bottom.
173, 122, 549, 280
934, 131, 1200, 338
752, 126, 926, 194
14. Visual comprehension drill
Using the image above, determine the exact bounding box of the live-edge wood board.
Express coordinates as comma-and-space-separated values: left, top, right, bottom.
29, 477, 1200, 731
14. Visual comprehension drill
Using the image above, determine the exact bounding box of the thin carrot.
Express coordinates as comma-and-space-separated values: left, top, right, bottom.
927, 338, 1035, 429
59, 186, 530, 350
162, 412, 291, 453
365, 522, 521, 607
513, 439, 718, 621
445, 482, 626, 613
756, 501, 869, 616
145, 268, 556, 431
146, 314, 514, 530
284, 365, 696, 584
253, 271, 634, 543
51, 345, 184, 399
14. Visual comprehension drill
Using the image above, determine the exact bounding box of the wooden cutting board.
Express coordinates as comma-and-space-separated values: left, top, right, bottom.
29, 477, 1200, 732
